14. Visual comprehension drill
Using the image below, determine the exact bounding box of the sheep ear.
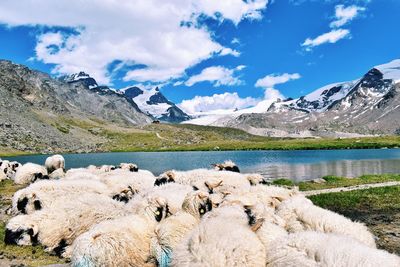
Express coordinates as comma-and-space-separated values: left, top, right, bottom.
197, 192, 208, 200
250, 218, 265, 232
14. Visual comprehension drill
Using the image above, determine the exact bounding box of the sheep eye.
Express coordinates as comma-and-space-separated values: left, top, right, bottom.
199, 208, 205, 215
155, 207, 163, 222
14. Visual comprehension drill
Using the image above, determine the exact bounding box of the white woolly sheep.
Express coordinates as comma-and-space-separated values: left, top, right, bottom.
276, 195, 376, 248
12, 179, 110, 214
70, 215, 157, 267
150, 191, 216, 266
119, 162, 139, 172
127, 183, 193, 216
212, 160, 240, 172
264, 231, 400, 267
5, 194, 129, 257
48, 168, 65, 180
171, 204, 266, 267
99, 170, 155, 203
13, 163, 49, 185
44, 154, 65, 173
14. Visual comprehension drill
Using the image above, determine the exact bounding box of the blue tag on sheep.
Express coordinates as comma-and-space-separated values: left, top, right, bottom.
158, 246, 172, 267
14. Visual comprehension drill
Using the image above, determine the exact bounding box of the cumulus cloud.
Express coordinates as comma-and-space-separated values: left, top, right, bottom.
0, 0, 269, 84
178, 92, 258, 114
301, 29, 350, 49
185, 65, 245, 87
255, 73, 301, 88
330, 5, 365, 28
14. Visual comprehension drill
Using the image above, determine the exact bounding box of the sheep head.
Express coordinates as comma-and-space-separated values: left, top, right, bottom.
154, 171, 175, 186
212, 160, 240, 173
143, 196, 172, 222
182, 191, 214, 218
5, 215, 39, 246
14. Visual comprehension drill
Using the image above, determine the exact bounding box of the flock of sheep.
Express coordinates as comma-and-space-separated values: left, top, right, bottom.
1, 156, 400, 267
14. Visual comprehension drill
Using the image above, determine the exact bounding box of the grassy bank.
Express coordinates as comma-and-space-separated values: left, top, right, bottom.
308, 185, 400, 215
2, 119, 400, 157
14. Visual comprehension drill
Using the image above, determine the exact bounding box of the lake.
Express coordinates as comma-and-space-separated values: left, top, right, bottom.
4, 149, 400, 182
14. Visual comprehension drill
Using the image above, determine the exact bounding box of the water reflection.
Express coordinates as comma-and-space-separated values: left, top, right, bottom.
254, 159, 400, 182
5, 149, 400, 181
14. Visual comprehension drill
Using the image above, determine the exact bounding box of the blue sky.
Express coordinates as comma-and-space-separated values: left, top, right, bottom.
0, 0, 399, 114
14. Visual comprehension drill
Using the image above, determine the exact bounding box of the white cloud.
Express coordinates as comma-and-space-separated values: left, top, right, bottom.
255, 73, 301, 88
0, 0, 269, 84
178, 92, 258, 114
330, 5, 365, 28
185, 65, 246, 87
301, 29, 350, 49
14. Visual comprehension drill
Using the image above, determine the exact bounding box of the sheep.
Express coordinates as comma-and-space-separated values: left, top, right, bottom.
99, 171, 155, 203
5, 194, 130, 257
12, 179, 110, 214
44, 155, 65, 173
70, 215, 157, 267
48, 168, 65, 180
127, 183, 193, 216
150, 191, 216, 266
263, 231, 400, 267
13, 163, 49, 185
171, 204, 266, 267
222, 184, 298, 210
276, 195, 376, 248
119, 162, 139, 172
212, 160, 240, 172
70, 196, 175, 266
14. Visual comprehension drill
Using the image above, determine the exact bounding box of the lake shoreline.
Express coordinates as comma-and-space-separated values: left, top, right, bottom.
1, 140, 400, 158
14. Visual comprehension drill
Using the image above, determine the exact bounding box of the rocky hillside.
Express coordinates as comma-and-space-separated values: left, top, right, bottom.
0, 60, 151, 153
196, 59, 400, 137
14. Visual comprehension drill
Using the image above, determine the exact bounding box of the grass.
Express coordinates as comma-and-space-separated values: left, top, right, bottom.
1, 115, 400, 156
308, 185, 400, 215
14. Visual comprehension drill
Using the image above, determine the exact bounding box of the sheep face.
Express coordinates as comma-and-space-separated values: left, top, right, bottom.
182, 191, 213, 218
192, 179, 223, 194
112, 186, 138, 203
212, 161, 240, 173
16, 193, 42, 214
143, 197, 172, 222
154, 171, 175, 186
32, 172, 49, 183
244, 205, 266, 232
119, 163, 139, 172
5, 216, 39, 246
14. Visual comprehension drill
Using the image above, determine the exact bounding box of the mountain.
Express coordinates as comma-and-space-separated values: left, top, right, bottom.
0, 60, 151, 153
122, 86, 190, 123
186, 59, 400, 137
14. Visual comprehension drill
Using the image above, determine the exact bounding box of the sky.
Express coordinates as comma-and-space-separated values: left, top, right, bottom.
0, 0, 399, 115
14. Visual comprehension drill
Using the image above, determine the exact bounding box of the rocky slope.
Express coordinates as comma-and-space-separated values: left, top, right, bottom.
191, 59, 400, 137
0, 60, 151, 153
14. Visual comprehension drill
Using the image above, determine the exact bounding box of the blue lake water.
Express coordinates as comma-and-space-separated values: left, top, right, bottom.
4, 149, 400, 182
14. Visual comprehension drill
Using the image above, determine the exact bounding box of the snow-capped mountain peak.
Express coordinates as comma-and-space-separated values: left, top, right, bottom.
122, 86, 190, 123
374, 59, 400, 83
62, 71, 98, 89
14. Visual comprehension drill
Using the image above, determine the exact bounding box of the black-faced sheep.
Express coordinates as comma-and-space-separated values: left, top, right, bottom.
150, 191, 216, 266
13, 163, 49, 185
212, 160, 240, 172
12, 179, 110, 214
171, 204, 266, 267
44, 155, 65, 173
70, 196, 175, 266
5, 194, 129, 257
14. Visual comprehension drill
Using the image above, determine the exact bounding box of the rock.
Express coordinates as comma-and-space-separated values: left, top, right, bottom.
312, 178, 326, 184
